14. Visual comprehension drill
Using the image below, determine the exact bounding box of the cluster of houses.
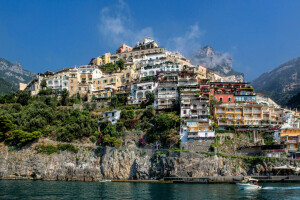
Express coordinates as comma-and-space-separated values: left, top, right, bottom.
19, 37, 300, 158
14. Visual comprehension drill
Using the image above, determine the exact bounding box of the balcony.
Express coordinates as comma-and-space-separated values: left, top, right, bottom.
286, 140, 299, 144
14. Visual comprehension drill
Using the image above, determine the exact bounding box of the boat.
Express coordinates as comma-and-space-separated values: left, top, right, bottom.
236, 177, 262, 190
99, 180, 112, 183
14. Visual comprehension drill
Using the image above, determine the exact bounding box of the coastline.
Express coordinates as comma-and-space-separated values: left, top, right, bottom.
2, 175, 300, 183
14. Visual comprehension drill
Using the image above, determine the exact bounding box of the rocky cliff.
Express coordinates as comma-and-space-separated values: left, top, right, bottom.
251, 57, 300, 106
190, 46, 244, 82
0, 58, 35, 95
0, 142, 298, 181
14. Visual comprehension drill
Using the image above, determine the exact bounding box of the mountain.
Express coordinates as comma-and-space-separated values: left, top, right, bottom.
0, 78, 17, 96
251, 57, 300, 106
0, 58, 35, 95
286, 92, 300, 109
190, 46, 244, 81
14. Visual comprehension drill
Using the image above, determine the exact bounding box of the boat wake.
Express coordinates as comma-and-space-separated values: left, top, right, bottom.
263, 186, 300, 190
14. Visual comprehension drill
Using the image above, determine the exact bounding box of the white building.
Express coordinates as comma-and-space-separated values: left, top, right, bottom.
128, 82, 158, 105
46, 70, 70, 91
102, 110, 121, 125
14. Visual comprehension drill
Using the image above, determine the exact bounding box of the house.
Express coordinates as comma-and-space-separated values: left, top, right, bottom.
180, 85, 214, 142
102, 110, 121, 125
214, 103, 278, 127
156, 71, 179, 110
127, 82, 158, 105
281, 128, 300, 151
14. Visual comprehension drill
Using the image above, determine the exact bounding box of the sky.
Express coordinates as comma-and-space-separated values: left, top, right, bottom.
0, 0, 300, 81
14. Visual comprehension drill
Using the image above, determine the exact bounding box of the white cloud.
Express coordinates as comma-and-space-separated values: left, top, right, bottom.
167, 24, 205, 56
98, 0, 154, 47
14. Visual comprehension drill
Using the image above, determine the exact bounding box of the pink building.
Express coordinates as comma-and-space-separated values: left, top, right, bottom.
116, 44, 133, 53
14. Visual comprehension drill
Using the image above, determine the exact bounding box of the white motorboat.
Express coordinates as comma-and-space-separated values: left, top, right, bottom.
236, 177, 262, 190
236, 183, 262, 190
99, 180, 112, 183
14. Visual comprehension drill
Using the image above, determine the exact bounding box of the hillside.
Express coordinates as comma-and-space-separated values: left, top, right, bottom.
286, 92, 300, 109
251, 57, 300, 106
0, 78, 17, 96
0, 57, 35, 95
190, 46, 244, 81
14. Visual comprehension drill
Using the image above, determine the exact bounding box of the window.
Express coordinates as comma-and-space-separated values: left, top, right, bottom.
220, 97, 223, 102
290, 144, 294, 149
85, 88, 87, 91
160, 49, 162, 52
103, 80, 107, 83
71, 87, 73, 91
183, 110, 186, 114
111, 78, 114, 82
79, 87, 81, 91
228, 97, 231, 102
104, 93, 107, 97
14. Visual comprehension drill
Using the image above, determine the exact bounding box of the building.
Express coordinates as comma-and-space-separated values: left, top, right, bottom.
18, 83, 27, 91
90, 53, 111, 66
116, 44, 133, 53
214, 103, 278, 127
102, 110, 121, 125
209, 82, 255, 103
281, 128, 300, 158
180, 85, 214, 142
23, 73, 45, 95
93, 74, 121, 91
127, 82, 158, 105
156, 71, 179, 110
69, 66, 102, 96
110, 38, 165, 63
46, 69, 70, 91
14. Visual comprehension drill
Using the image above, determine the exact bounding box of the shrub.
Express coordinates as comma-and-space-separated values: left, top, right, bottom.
5, 130, 42, 147
90, 136, 97, 143
35, 144, 59, 155
57, 143, 79, 154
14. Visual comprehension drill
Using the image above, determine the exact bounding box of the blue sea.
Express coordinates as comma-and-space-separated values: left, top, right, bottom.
1, 180, 300, 199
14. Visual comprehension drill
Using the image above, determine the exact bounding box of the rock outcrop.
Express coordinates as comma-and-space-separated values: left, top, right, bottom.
0, 143, 298, 181
190, 46, 244, 82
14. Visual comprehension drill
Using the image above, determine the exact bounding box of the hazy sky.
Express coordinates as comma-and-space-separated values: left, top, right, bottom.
0, 0, 300, 81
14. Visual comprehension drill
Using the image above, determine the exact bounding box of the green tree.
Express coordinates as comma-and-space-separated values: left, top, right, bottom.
142, 105, 155, 119
5, 130, 42, 147
0, 116, 16, 141
60, 88, 69, 106
17, 90, 30, 106
40, 79, 47, 89
121, 109, 134, 120
146, 92, 155, 105
117, 59, 125, 71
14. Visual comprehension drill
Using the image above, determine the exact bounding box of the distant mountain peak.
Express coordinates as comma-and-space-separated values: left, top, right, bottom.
0, 57, 36, 95
190, 46, 243, 81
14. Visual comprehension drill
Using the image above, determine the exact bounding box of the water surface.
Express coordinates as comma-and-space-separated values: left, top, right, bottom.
1, 180, 300, 199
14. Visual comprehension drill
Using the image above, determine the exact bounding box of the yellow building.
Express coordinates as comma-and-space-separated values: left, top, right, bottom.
115, 68, 137, 84
92, 53, 111, 66
69, 66, 102, 96
281, 128, 300, 150
93, 75, 121, 91
214, 103, 279, 126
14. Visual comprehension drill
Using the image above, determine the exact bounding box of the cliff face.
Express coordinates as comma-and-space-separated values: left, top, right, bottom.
1, 143, 298, 181
190, 46, 244, 82
0, 58, 35, 95
251, 57, 300, 106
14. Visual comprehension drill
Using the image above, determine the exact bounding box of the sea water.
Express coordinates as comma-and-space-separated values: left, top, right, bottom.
1, 180, 300, 199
